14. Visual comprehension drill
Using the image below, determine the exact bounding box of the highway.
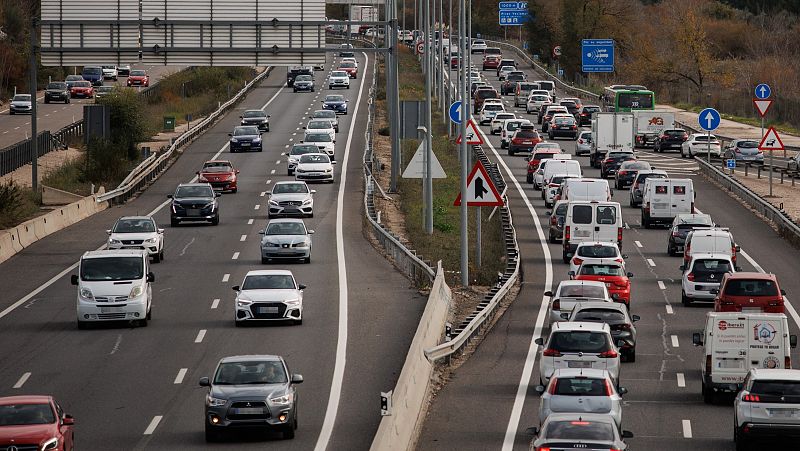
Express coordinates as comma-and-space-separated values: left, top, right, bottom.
0, 53, 426, 449
0, 64, 179, 148
417, 51, 800, 451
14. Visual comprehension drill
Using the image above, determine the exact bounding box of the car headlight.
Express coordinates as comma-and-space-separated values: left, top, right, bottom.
197, 175, 208, 182
171, 202, 181, 212
79, 287, 94, 301
325, 168, 332, 173
42, 437, 59, 450
253, 137, 262, 143
292, 240, 310, 248
268, 393, 294, 406
207, 395, 227, 407
129, 284, 144, 298
284, 298, 302, 306
289, 157, 298, 164
205, 202, 216, 211
264, 241, 281, 247
269, 200, 279, 206
145, 237, 158, 244
302, 199, 312, 205
108, 238, 121, 245
230, 138, 238, 143
236, 298, 253, 307
296, 169, 306, 173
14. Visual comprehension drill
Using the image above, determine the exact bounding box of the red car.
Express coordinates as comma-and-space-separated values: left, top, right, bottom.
524, 147, 558, 179
482, 55, 501, 70
572, 259, 633, 308
338, 62, 358, 79
714, 272, 785, 314
127, 69, 150, 87
0, 395, 75, 451
69, 81, 94, 98
197, 160, 239, 193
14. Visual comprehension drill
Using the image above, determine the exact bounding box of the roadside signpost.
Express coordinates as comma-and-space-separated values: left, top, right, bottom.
581, 39, 615, 73
753, 84, 780, 196
755, 83, 771, 100
402, 141, 446, 179
698, 108, 720, 164
726, 158, 736, 175
453, 161, 504, 207
416, 41, 425, 54
455, 119, 484, 145
753, 99, 773, 117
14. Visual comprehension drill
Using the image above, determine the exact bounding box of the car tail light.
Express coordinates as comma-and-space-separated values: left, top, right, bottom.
672, 230, 680, 237
617, 227, 623, 244
549, 183, 559, 188
552, 299, 560, 310
578, 139, 584, 144
618, 170, 628, 176
615, 323, 632, 331
572, 257, 583, 266
705, 355, 712, 374
598, 349, 618, 358
571, 125, 577, 129
735, 147, 742, 153
543, 348, 562, 357
742, 394, 760, 402
551, 216, 557, 226
564, 226, 570, 241
644, 202, 650, 213
661, 134, 669, 140
687, 272, 695, 282
547, 378, 558, 394
604, 379, 613, 395
786, 356, 792, 368
615, 258, 624, 264
536, 447, 551, 451
615, 280, 629, 288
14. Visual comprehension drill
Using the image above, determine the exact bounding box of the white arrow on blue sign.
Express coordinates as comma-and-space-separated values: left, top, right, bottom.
726, 159, 736, 169
698, 108, 721, 131
449, 101, 463, 124
754, 83, 771, 100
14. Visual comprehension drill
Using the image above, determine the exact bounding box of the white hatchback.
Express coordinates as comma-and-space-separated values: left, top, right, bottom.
490, 112, 516, 134
328, 70, 350, 90
233, 270, 304, 325
680, 253, 736, 305
545, 280, 613, 324
107, 216, 165, 263
569, 241, 626, 275
537, 321, 621, 385
536, 368, 626, 428
479, 102, 506, 125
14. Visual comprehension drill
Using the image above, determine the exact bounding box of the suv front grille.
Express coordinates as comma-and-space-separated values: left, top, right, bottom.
227, 401, 270, 420
279, 201, 302, 207
250, 302, 287, 319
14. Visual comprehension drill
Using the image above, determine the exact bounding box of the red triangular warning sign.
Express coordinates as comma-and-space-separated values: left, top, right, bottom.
758, 126, 785, 151
455, 119, 484, 145
453, 161, 504, 207
753, 99, 773, 118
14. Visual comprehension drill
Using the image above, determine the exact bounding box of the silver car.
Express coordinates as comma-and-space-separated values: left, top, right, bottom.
723, 139, 764, 163
233, 270, 304, 325
528, 413, 633, 451
536, 322, 621, 385
576, 131, 592, 155
268, 181, 315, 218
9, 94, 32, 115
287, 144, 318, 176
259, 219, 313, 264
536, 368, 626, 427
734, 368, 800, 450
311, 109, 339, 132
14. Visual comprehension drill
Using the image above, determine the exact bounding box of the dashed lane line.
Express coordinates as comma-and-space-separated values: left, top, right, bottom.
173, 368, 187, 384
12, 372, 31, 389
194, 329, 207, 343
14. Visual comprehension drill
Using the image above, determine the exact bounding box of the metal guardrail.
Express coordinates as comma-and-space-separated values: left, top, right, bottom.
97, 68, 272, 204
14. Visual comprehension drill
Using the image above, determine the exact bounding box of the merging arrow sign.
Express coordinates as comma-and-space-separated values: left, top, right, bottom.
453, 161, 504, 207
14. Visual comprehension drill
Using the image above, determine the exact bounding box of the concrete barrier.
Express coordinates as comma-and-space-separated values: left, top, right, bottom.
0, 192, 108, 265
370, 262, 451, 451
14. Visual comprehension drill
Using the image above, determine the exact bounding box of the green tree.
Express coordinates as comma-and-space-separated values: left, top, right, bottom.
96, 88, 148, 160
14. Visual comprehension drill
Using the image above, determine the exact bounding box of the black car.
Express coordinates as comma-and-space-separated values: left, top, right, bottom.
614, 160, 652, 189
575, 104, 601, 126
600, 151, 636, 178
168, 183, 220, 226
547, 116, 578, 139
568, 302, 640, 361
286, 66, 313, 87
500, 72, 526, 95
44, 82, 70, 104
667, 213, 715, 256
229, 126, 263, 152
339, 51, 355, 58
654, 128, 688, 152
322, 94, 348, 115
200, 355, 303, 442
559, 100, 580, 117
292, 74, 315, 93
240, 109, 270, 132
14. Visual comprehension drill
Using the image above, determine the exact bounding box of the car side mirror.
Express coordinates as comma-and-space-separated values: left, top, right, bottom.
258, 229, 265, 235
195, 171, 200, 175
545, 211, 552, 216
679, 265, 686, 271
618, 387, 628, 395
106, 229, 112, 235
239, 115, 243, 118
735, 266, 742, 272
709, 288, 719, 295
534, 338, 544, 346
735, 245, 741, 252
232, 285, 240, 291
199, 377, 211, 387
291, 374, 304, 384
146, 272, 155, 283
781, 289, 787, 296
333, 140, 336, 143
157, 228, 164, 234
167, 194, 173, 198
236, 170, 240, 174
311, 190, 317, 194
692, 332, 703, 346
544, 290, 553, 297
611, 293, 620, 300
215, 193, 222, 197
534, 385, 545, 394
62, 414, 75, 425
308, 230, 315, 234
228, 133, 232, 136
632, 314, 640, 322
525, 426, 539, 436
303, 126, 307, 129
627, 272, 634, 278
616, 339, 626, 348
622, 430, 634, 439
568, 270, 576, 278
298, 284, 307, 290
622, 254, 628, 259
560, 312, 569, 320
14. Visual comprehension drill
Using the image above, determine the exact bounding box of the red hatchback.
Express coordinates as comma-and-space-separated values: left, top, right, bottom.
0, 395, 75, 451
127, 69, 150, 87
338, 62, 358, 79
714, 272, 786, 314
572, 260, 634, 308
69, 81, 94, 98
482, 55, 501, 70
197, 160, 239, 193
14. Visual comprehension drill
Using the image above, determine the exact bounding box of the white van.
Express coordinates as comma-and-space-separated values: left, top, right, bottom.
535, 158, 580, 191
71, 249, 154, 328
641, 178, 694, 228
683, 228, 739, 268
692, 312, 797, 403
563, 201, 623, 263
561, 178, 612, 203
534, 80, 556, 101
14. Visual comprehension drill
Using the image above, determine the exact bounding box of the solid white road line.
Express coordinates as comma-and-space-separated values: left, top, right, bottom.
12, 372, 31, 389
222, 274, 230, 283
143, 415, 163, 435
682, 419, 692, 438
647, 258, 656, 267
635, 240, 643, 248
211, 298, 220, 309
677, 372, 686, 388
314, 51, 368, 451
658, 280, 666, 290
194, 329, 207, 343
240, 235, 247, 242
232, 252, 240, 260
174, 368, 188, 384
666, 304, 674, 314
671, 335, 679, 348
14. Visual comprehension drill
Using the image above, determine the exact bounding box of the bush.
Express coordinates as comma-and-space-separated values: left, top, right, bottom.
96, 89, 148, 159
0, 180, 39, 228
84, 137, 131, 186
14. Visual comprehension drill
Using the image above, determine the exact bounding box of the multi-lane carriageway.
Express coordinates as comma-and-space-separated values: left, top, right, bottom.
0, 53, 428, 450
417, 52, 800, 450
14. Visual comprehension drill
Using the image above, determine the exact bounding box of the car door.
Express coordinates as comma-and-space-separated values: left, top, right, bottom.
593, 204, 619, 242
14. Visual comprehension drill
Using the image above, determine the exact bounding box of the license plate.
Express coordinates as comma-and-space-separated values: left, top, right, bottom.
568, 361, 592, 368
100, 306, 123, 313
695, 285, 711, 291
234, 408, 264, 415
574, 230, 591, 237
241, 142, 250, 147
718, 359, 744, 369
523, 141, 532, 144
187, 209, 201, 217
258, 307, 279, 314
769, 408, 798, 418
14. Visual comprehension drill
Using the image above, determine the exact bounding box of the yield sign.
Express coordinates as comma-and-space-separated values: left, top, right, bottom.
753, 99, 773, 118
455, 119, 484, 145
758, 126, 785, 151
453, 161, 504, 207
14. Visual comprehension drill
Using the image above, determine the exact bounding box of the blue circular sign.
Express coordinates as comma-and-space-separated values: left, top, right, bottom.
449, 101, 463, 124
755, 83, 771, 100
698, 108, 721, 131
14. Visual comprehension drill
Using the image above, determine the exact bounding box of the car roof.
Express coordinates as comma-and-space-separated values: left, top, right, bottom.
688, 228, 732, 237
749, 368, 800, 380
275, 180, 308, 186
572, 301, 625, 312
268, 218, 305, 224
218, 355, 284, 364
177, 182, 212, 188
576, 241, 619, 248
723, 272, 777, 280
543, 412, 617, 424
550, 368, 612, 379
552, 321, 610, 332
82, 249, 146, 259
117, 215, 154, 221
557, 280, 607, 289
690, 252, 734, 261
0, 395, 53, 405
244, 269, 295, 277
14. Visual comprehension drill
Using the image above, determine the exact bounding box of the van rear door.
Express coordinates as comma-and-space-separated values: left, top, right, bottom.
669, 180, 693, 216
649, 179, 671, 218
592, 202, 621, 243
710, 316, 749, 385
747, 316, 787, 369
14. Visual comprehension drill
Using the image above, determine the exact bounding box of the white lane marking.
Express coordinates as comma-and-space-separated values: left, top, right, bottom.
647, 258, 656, 267
222, 274, 230, 283
677, 372, 686, 387
658, 280, 666, 290
671, 335, 679, 348
232, 252, 240, 260
1, 74, 285, 323
248, 219, 254, 225
194, 329, 207, 343
292, 132, 297, 136
143, 415, 163, 435
266, 179, 272, 184
296, 127, 300, 131
275, 160, 281, 164
254, 204, 261, 210
314, 51, 368, 451
635, 240, 643, 248
12, 372, 31, 389
285, 144, 290, 148
174, 368, 187, 384
260, 191, 266, 197
240, 235, 247, 241
682, 419, 692, 438
211, 298, 220, 309
270, 169, 276, 174
624, 222, 630, 229
666, 304, 674, 314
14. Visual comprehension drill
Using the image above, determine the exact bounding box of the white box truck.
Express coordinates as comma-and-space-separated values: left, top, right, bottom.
693, 312, 797, 403
633, 110, 675, 148
590, 112, 635, 169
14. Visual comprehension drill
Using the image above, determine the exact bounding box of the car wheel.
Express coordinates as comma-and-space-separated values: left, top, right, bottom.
211, 215, 220, 226
146, 305, 152, 320
66, 99, 70, 104
526, 174, 533, 184
231, 188, 237, 193
509, 149, 515, 156
667, 245, 675, 256
283, 424, 296, 439
261, 257, 268, 264
548, 233, 556, 244
77, 320, 88, 330
501, 141, 507, 149
562, 252, 570, 264
702, 381, 714, 404
45, 98, 50, 104
642, 214, 650, 229
304, 256, 311, 264
152, 252, 161, 263
159, 249, 164, 261
138, 317, 148, 327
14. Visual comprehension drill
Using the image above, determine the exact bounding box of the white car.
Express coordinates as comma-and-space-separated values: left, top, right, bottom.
569, 241, 626, 275
302, 132, 335, 160
544, 280, 612, 324
680, 253, 735, 305
101, 65, 118, 80
268, 181, 315, 218
295, 153, 335, 183
490, 112, 516, 134
106, 216, 165, 263
468, 71, 482, 84
498, 66, 515, 80
734, 368, 800, 449
527, 94, 551, 114
311, 109, 339, 132
536, 321, 621, 385
682, 133, 722, 158
233, 270, 304, 325
500, 119, 532, 149
471, 39, 488, 53
328, 70, 350, 90
304, 119, 336, 141
479, 102, 506, 125
543, 173, 577, 208
536, 368, 626, 428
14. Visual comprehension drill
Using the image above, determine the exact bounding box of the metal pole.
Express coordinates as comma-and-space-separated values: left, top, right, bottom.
424, 0, 434, 234
389, 0, 400, 193
448, 0, 453, 137
707, 129, 710, 165
459, 0, 469, 286
476, 206, 482, 267
30, 17, 39, 193
439, 0, 445, 118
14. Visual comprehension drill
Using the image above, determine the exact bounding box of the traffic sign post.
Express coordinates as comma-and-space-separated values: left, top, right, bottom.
448, 101, 462, 124
726, 159, 735, 175
453, 161, 504, 206
416, 41, 425, 54
758, 126, 785, 197
698, 108, 720, 164
581, 39, 615, 73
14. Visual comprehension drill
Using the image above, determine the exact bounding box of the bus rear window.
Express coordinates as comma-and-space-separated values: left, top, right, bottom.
618, 92, 654, 109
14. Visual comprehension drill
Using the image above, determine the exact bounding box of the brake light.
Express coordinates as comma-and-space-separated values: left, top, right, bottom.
598, 349, 618, 358
572, 257, 584, 266
547, 378, 558, 394
551, 216, 557, 226
687, 272, 695, 282
570, 421, 591, 425
618, 170, 628, 176
604, 378, 613, 396
578, 139, 584, 144
787, 356, 792, 368
742, 394, 760, 402
644, 202, 650, 213
543, 348, 562, 357
549, 183, 559, 188
565, 226, 571, 241
735, 147, 742, 153
536, 447, 551, 451
705, 355, 712, 374
615, 258, 624, 264
552, 299, 560, 310
617, 227, 623, 244
572, 125, 577, 129
683, 134, 689, 141
615, 323, 632, 331
691, 202, 695, 213
661, 134, 669, 140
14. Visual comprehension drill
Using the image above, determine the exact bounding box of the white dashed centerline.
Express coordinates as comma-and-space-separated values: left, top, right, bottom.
270, 169, 276, 175
240, 235, 247, 242
222, 274, 230, 283
232, 252, 240, 260
211, 298, 220, 309
677, 373, 686, 388
12, 372, 31, 389
671, 335, 680, 348
682, 419, 692, 438
658, 280, 666, 290
174, 368, 188, 384
143, 415, 163, 435
194, 329, 207, 343
666, 304, 674, 314
254, 204, 261, 210
647, 258, 656, 267
634, 240, 642, 248
247, 219, 254, 225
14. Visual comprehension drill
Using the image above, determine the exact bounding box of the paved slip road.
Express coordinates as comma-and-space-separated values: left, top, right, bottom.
0, 53, 425, 450
0, 64, 179, 148
418, 53, 800, 451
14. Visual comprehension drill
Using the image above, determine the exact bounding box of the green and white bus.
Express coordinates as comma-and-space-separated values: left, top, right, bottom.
603, 85, 655, 112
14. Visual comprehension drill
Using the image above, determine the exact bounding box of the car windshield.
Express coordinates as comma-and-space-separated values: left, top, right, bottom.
331, 71, 348, 78
506, 122, 525, 131
296, 75, 312, 82
477, 90, 498, 99
574, 308, 627, 323
554, 117, 574, 124
242, 274, 296, 290
175, 186, 213, 198
533, 153, 555, 161
273, 183, 309, 194
47, 83, 67, 89
579, 264, 624, 276
308, 121, 332, 129
544, 420, 615, 441
538, 81, 554, 90
97, 86, 113, 93
584, 106, 600, 112
514, 130, 538, 139
560, 285, 606, 298
243, 110, 266, 118
130, 70, 146, 76
495, 114, 515, 121
723, 279, 779, 296
300, 154, 330, 164
531, 95, 549, 101
113, 219, 156, 233
290, 145, 317, 156
484, 104, 504, 112
339, 62, 355, 68
325, 95, 345, 102
751, 380, 800, 396
621, 161, 650, 170
0, 404, 55, 425
548, 331, 612, 353
607, 152, 634, 159
267, 222, 307, 235
81, 256, 143, 281
234, 127, 259, 136
305, 133, 332, 142
213, 361, 287, 385
552, 377, 612, 396
12, 95, 31, 101
694, 135, 717, 142
738, 141, 758, 148
577, 245, 618, 258
313, 110, 336, 119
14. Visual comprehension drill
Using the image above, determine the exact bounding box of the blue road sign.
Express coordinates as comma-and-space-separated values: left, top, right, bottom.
755, 83, 771, 100
449, 101, 463, 124
557, 69, 564, 77
499, 10, 530, 25
698, 108, 721, 131
726, 159, 736, 169
499, 1, 527, 9
581, 39, 614, 73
